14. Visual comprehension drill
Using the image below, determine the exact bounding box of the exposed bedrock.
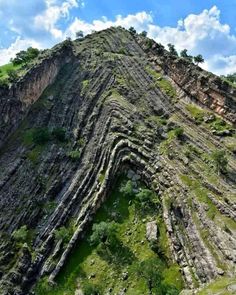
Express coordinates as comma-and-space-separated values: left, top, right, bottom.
136, 36, 236, 125
0, 27, 235, 294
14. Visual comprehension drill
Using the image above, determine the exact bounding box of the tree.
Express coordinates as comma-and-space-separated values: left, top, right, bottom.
76, 30, 84, 39
211, 150, 228, 174
135, 188, 160, 213
129, 26, 137, 35
136, 258, 179, 295
11, 47, 40, 66
194, 54, 204, 65
90, 221, 117, 248
180, 49, 193, 62
167, 44, 178, 56
140, 31, 147, 37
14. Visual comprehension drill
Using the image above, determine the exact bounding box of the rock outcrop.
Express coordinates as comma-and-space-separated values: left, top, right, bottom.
0, 27, 235, 294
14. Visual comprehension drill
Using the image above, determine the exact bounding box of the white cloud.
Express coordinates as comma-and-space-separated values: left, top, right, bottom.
65, 6, 236, 75
1, 5, 236, 75
34, 0, 82, 39
65, 11, 152, 38
0, 37, 41, 65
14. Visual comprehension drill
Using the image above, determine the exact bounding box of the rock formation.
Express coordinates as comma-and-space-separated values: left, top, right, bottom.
0, 27, 235, 294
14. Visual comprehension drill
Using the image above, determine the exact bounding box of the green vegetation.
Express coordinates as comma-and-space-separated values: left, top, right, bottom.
167, 44, 178, 56
211, 149, 228, 174
12, 225, 28, 242
197, 276, 236, 295
35, 176, 183, 295
0, 63, 21, 85
67, 149, 81, 160
23, 127, 68, 146
129, 26, 137, 35
11, 47, 40, 65
194, 54, 204, 65
0, 47, 40, 85
146, 66, 176, 99
55, 226, 73, 243
174, 127, 184, 139
51, 127, 67, 142
186, 103, 233, 135
221, 72, 236, 88
90, 221, 117, 248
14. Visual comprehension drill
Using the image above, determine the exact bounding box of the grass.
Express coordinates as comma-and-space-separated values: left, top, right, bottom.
180, 175, 236, 231
0, 63, 22, 80
146, 66, 176, 99
186, 103, 233, 135
197, 276, 236, 295
34, 176, 184, 295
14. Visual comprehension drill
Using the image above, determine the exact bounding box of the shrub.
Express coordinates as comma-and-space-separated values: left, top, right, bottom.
32, 128, 50, 145
167, 44, 178, 56
90, 221, 117, 247
129, 26, 136, 35
54, 226, 71, 242
119, 180, 133, 197
135, 188, 160, 213
140, 31, 147, 37
67, 150, 80, 160
12, 225, 28, 242
6, 68, 18, 82
52, 127, 66, 142
211, 150, 228, 174
83, 283, 100, 295
174, 127, 184, 139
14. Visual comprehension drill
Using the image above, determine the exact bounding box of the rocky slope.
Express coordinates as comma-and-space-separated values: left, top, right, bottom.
0, 27, 235, 295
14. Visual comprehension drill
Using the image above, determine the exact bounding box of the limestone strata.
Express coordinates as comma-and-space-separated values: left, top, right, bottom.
0, 27, 235, 294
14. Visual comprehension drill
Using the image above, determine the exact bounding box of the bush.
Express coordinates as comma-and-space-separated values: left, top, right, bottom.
135, 188, 160, 213
211, 150, 228, 174
83, 283, 100, 295
67, 150, 80, 160
174, 127, 184, 139
32, 128, 50, 145
6, 68, 18, 82
12, 225, 28, 242
52, 127, 66, 142
90, 221, 117, 247
119, 180, 133, 197
54, 226, 71, 242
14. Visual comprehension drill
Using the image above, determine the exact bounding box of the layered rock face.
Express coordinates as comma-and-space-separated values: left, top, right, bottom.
0, 27, 235, 294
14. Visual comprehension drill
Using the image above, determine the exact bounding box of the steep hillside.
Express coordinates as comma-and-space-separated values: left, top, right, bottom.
0, 27, 235, 295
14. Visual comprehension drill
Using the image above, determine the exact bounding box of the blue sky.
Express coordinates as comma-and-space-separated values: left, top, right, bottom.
0, 0, 236, 75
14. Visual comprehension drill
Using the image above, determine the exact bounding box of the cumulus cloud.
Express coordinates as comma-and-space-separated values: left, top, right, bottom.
146, 6, 236, 75
0, 37, 42, 65
34, 0, 83, 39
65, 11, 152, 38
64, 6, 236, 75
1, 4, 236, 75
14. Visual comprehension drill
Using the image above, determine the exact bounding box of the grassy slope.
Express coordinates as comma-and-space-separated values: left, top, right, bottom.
35, 177, 183, 295
0, 63, 22, 80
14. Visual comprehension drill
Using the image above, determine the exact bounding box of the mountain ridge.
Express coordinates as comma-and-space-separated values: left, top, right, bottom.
0, 26, 235, 295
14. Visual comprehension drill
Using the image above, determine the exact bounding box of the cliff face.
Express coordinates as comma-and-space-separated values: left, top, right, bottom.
0, 42, 74, 148
137, 37, 236, 124
0, 27, 235, 295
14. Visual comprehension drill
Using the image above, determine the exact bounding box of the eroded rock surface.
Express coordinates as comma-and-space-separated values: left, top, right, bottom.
0, 27, 235, 294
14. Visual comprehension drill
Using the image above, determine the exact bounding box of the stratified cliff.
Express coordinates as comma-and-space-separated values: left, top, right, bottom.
0, 27, 235, 295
